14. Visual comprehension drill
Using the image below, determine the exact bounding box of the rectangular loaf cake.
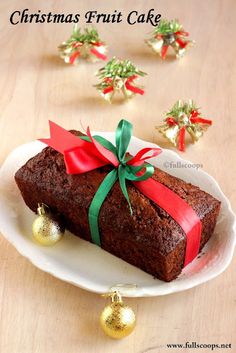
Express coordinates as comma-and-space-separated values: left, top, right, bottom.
15, 131, 221, 282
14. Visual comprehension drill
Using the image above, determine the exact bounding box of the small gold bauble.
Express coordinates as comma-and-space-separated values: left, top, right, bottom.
100, 291, 136, 339
32, 204, 65, 246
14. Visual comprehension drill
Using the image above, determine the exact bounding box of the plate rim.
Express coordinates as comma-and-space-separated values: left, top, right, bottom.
0, 133, 235, 297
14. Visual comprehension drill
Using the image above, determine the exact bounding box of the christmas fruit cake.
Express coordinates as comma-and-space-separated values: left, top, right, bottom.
15, 131, 221, 282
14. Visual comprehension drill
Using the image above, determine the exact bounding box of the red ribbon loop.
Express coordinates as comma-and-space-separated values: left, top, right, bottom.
90, 47, 107, 61
166, 117, 178, 126
125, 75, 144, 95
103, 86, 114, 94
161, 45, 169, 59
175, 30, 189, 37
128, 147, 162, 166
64, 147, 108, 174
86, 127, 119, 167
190, 111, 212, 125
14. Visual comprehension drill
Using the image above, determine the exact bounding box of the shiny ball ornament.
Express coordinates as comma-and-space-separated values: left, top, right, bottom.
32, 204, 65, 246
100, 291, 136, 339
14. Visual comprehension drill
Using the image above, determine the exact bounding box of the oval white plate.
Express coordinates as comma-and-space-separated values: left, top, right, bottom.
0, 133, 235, 297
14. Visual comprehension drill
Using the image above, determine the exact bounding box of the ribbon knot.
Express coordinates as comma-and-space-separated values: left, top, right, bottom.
85, 119, 161, 242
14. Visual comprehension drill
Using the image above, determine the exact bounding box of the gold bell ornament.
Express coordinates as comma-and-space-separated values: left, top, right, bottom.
156, 100, 212, 151
95, 57, 146, 103
32, 203, 65, 245
58, 26, 107, 64
100, 290, 136, 339
146, 18, 194, 59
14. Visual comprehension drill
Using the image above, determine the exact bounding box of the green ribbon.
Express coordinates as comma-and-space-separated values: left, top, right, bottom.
85, 119, 154, 246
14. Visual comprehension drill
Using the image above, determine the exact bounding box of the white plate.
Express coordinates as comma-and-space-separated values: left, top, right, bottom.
0, 133, 235, 297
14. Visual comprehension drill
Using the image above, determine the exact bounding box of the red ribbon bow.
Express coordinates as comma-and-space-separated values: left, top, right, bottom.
69, 41, 107, 64
103, 75, 145, 95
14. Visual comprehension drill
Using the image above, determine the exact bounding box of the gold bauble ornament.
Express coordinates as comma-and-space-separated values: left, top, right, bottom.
100, 291, 136, 339
32, 204, 65, 246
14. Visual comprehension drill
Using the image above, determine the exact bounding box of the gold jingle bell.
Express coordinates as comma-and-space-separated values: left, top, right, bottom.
100, 291, 136, 339
32, 204, 65, 246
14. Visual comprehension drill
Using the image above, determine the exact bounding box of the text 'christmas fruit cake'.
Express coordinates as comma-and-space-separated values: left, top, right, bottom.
15, 129, 221, 282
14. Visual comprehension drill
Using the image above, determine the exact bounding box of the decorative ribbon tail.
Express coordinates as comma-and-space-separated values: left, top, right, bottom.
183, 221, 202, 266
118, 165, 133, 214
190, 117, 212, 125
88, 169, 118, 246
178, 127, 186, 151
124, 75, 145, 95
39, 120, 85, 154
125, 82, 145, 95
69, 51, 80, 64
161, 45, 169, 59
133, 178, 202, 266
90, 47, 107, 61
175, 38, 188, 49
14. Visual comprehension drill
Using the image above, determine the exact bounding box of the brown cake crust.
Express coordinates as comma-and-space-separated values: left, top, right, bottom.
14, 131, 221, 281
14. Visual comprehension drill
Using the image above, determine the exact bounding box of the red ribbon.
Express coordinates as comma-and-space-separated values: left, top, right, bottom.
178, 127, 186, 151
69, 51, 81, 64
133, 179, 202, 266
161, 45, 169, 59
175, 38, 188, 49
102, 75, 144, 95
190, 110, 212, 125
175, 30, 189, 37
125, 75, 145, 95
69, 41, 107, 64
39, 121, 202, 267
90, 42, 107, 60
166, 111, 212, 152
155, 30, 189, 59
